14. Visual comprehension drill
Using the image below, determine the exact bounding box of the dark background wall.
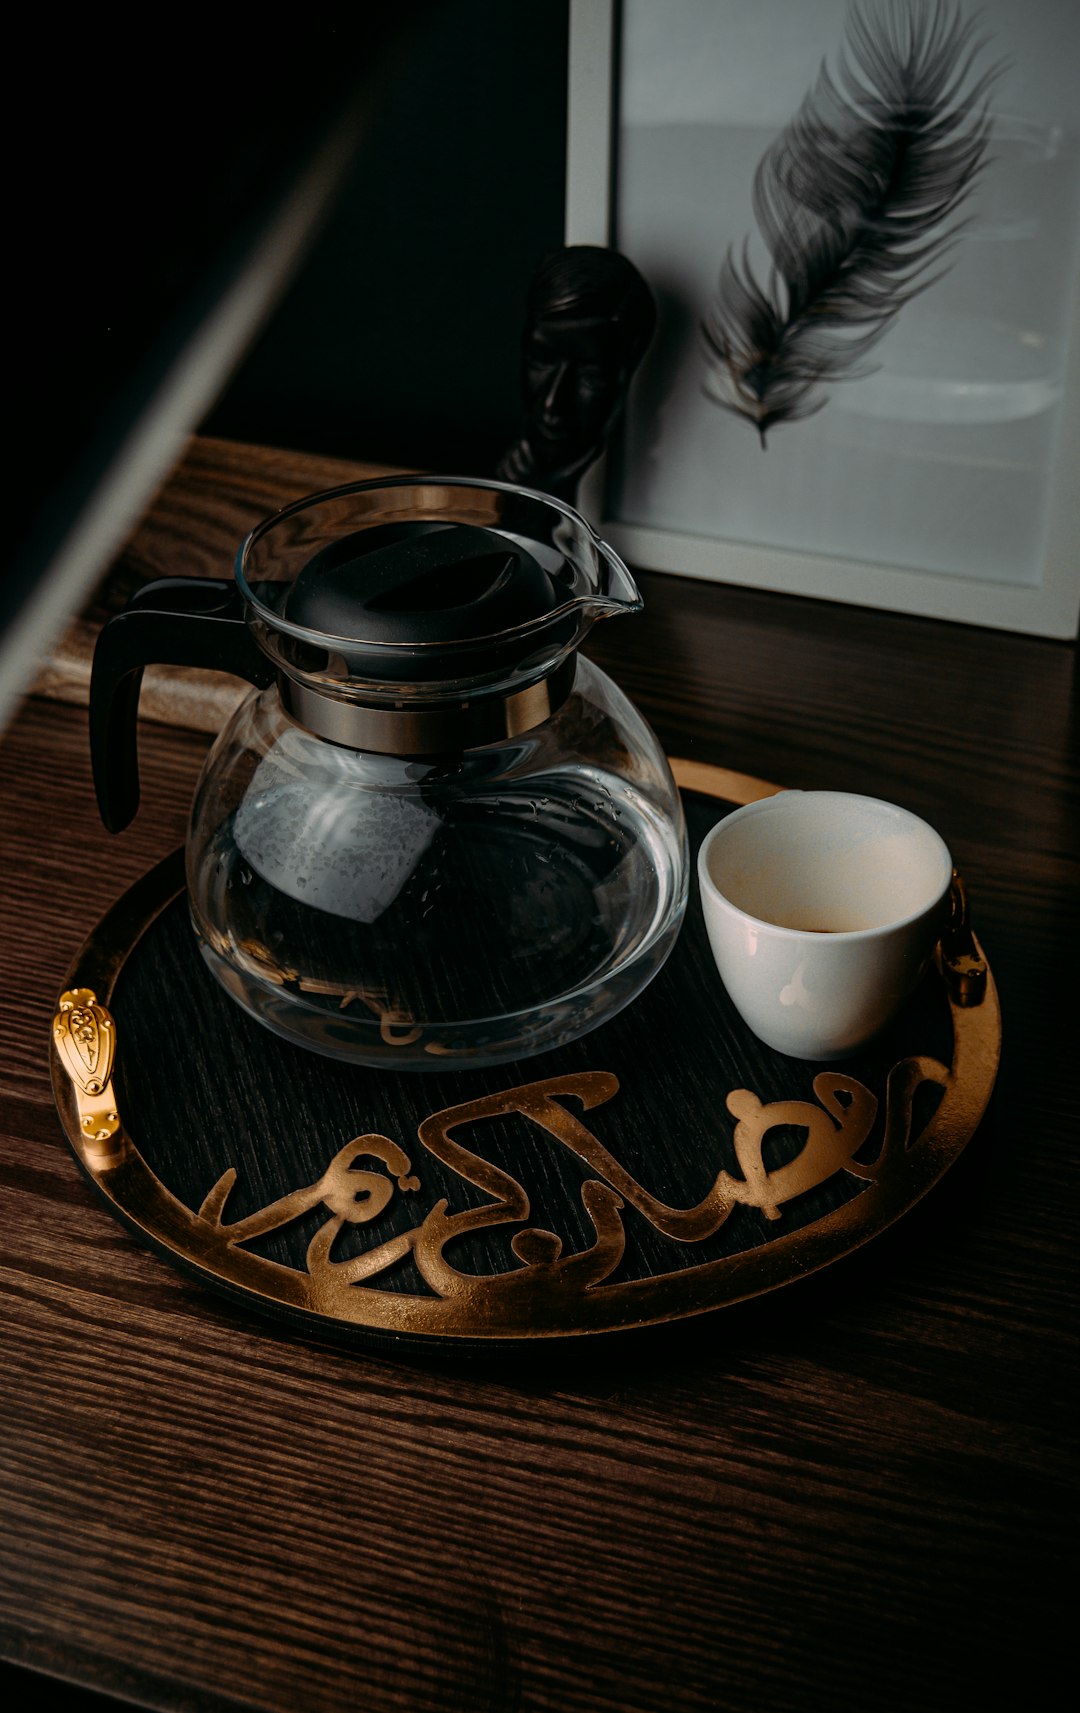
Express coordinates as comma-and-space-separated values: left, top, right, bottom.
3, 1, 570, 722
201, 1, 571, 476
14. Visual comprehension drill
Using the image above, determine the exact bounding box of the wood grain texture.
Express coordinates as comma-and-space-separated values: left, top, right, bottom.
1, 437, 1077, 1713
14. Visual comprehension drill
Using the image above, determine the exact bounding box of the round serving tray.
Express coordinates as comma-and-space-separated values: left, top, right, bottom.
51, 761, 1000, 1350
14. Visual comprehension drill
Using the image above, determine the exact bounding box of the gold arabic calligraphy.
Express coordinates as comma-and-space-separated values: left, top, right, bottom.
197, 1059, 948, 1301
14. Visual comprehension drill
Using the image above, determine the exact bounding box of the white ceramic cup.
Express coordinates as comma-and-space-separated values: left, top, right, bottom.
697, 791, 953, 1060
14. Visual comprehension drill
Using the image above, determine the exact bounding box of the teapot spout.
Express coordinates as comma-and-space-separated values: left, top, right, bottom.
580, 539, 642, 622
596, 548, 637, 616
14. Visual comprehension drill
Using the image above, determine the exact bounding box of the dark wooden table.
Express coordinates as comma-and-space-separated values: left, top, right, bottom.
2, 438, 1076, 1712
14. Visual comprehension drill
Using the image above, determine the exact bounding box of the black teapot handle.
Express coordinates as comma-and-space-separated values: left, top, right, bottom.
90, 577, 274, 833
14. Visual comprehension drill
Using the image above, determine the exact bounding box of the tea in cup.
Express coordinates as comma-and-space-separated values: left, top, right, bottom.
697, 791, 953, 1059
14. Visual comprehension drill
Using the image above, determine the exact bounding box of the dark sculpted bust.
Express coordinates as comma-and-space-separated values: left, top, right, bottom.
496, 246, 657, 503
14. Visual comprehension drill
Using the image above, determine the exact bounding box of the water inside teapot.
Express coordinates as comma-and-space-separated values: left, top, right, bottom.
192, 767, 680, 1056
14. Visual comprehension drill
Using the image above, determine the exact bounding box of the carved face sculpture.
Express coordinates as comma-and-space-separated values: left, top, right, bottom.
516, 247, 657, 478
523, 312, 633, 457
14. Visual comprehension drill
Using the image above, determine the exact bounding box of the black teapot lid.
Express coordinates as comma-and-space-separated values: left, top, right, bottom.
284, 521, 564, 663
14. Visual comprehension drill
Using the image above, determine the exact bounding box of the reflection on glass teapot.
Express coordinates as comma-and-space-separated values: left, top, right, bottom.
90, 477, 689, 1067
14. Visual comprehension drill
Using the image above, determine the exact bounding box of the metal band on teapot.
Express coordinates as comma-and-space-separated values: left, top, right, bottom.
275, 656, 577, 754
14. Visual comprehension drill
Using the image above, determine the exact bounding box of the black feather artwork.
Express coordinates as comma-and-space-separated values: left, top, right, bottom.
701, 0, 1004, 445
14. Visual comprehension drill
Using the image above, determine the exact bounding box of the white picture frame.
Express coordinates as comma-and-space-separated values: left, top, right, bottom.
567, 0, 1080, 638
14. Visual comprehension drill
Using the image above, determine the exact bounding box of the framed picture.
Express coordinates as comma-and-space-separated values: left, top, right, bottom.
567, 0, 1080, 637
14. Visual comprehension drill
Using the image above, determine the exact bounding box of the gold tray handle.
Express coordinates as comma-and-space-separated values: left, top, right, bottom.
53, 989, 123, 1157
941, 873, 988, 1007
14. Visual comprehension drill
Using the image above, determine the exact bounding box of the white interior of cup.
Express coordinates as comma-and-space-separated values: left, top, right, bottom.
702, 792, 952, 934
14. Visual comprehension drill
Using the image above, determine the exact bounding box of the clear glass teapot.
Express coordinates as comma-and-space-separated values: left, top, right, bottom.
90, 477, 688, 1068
